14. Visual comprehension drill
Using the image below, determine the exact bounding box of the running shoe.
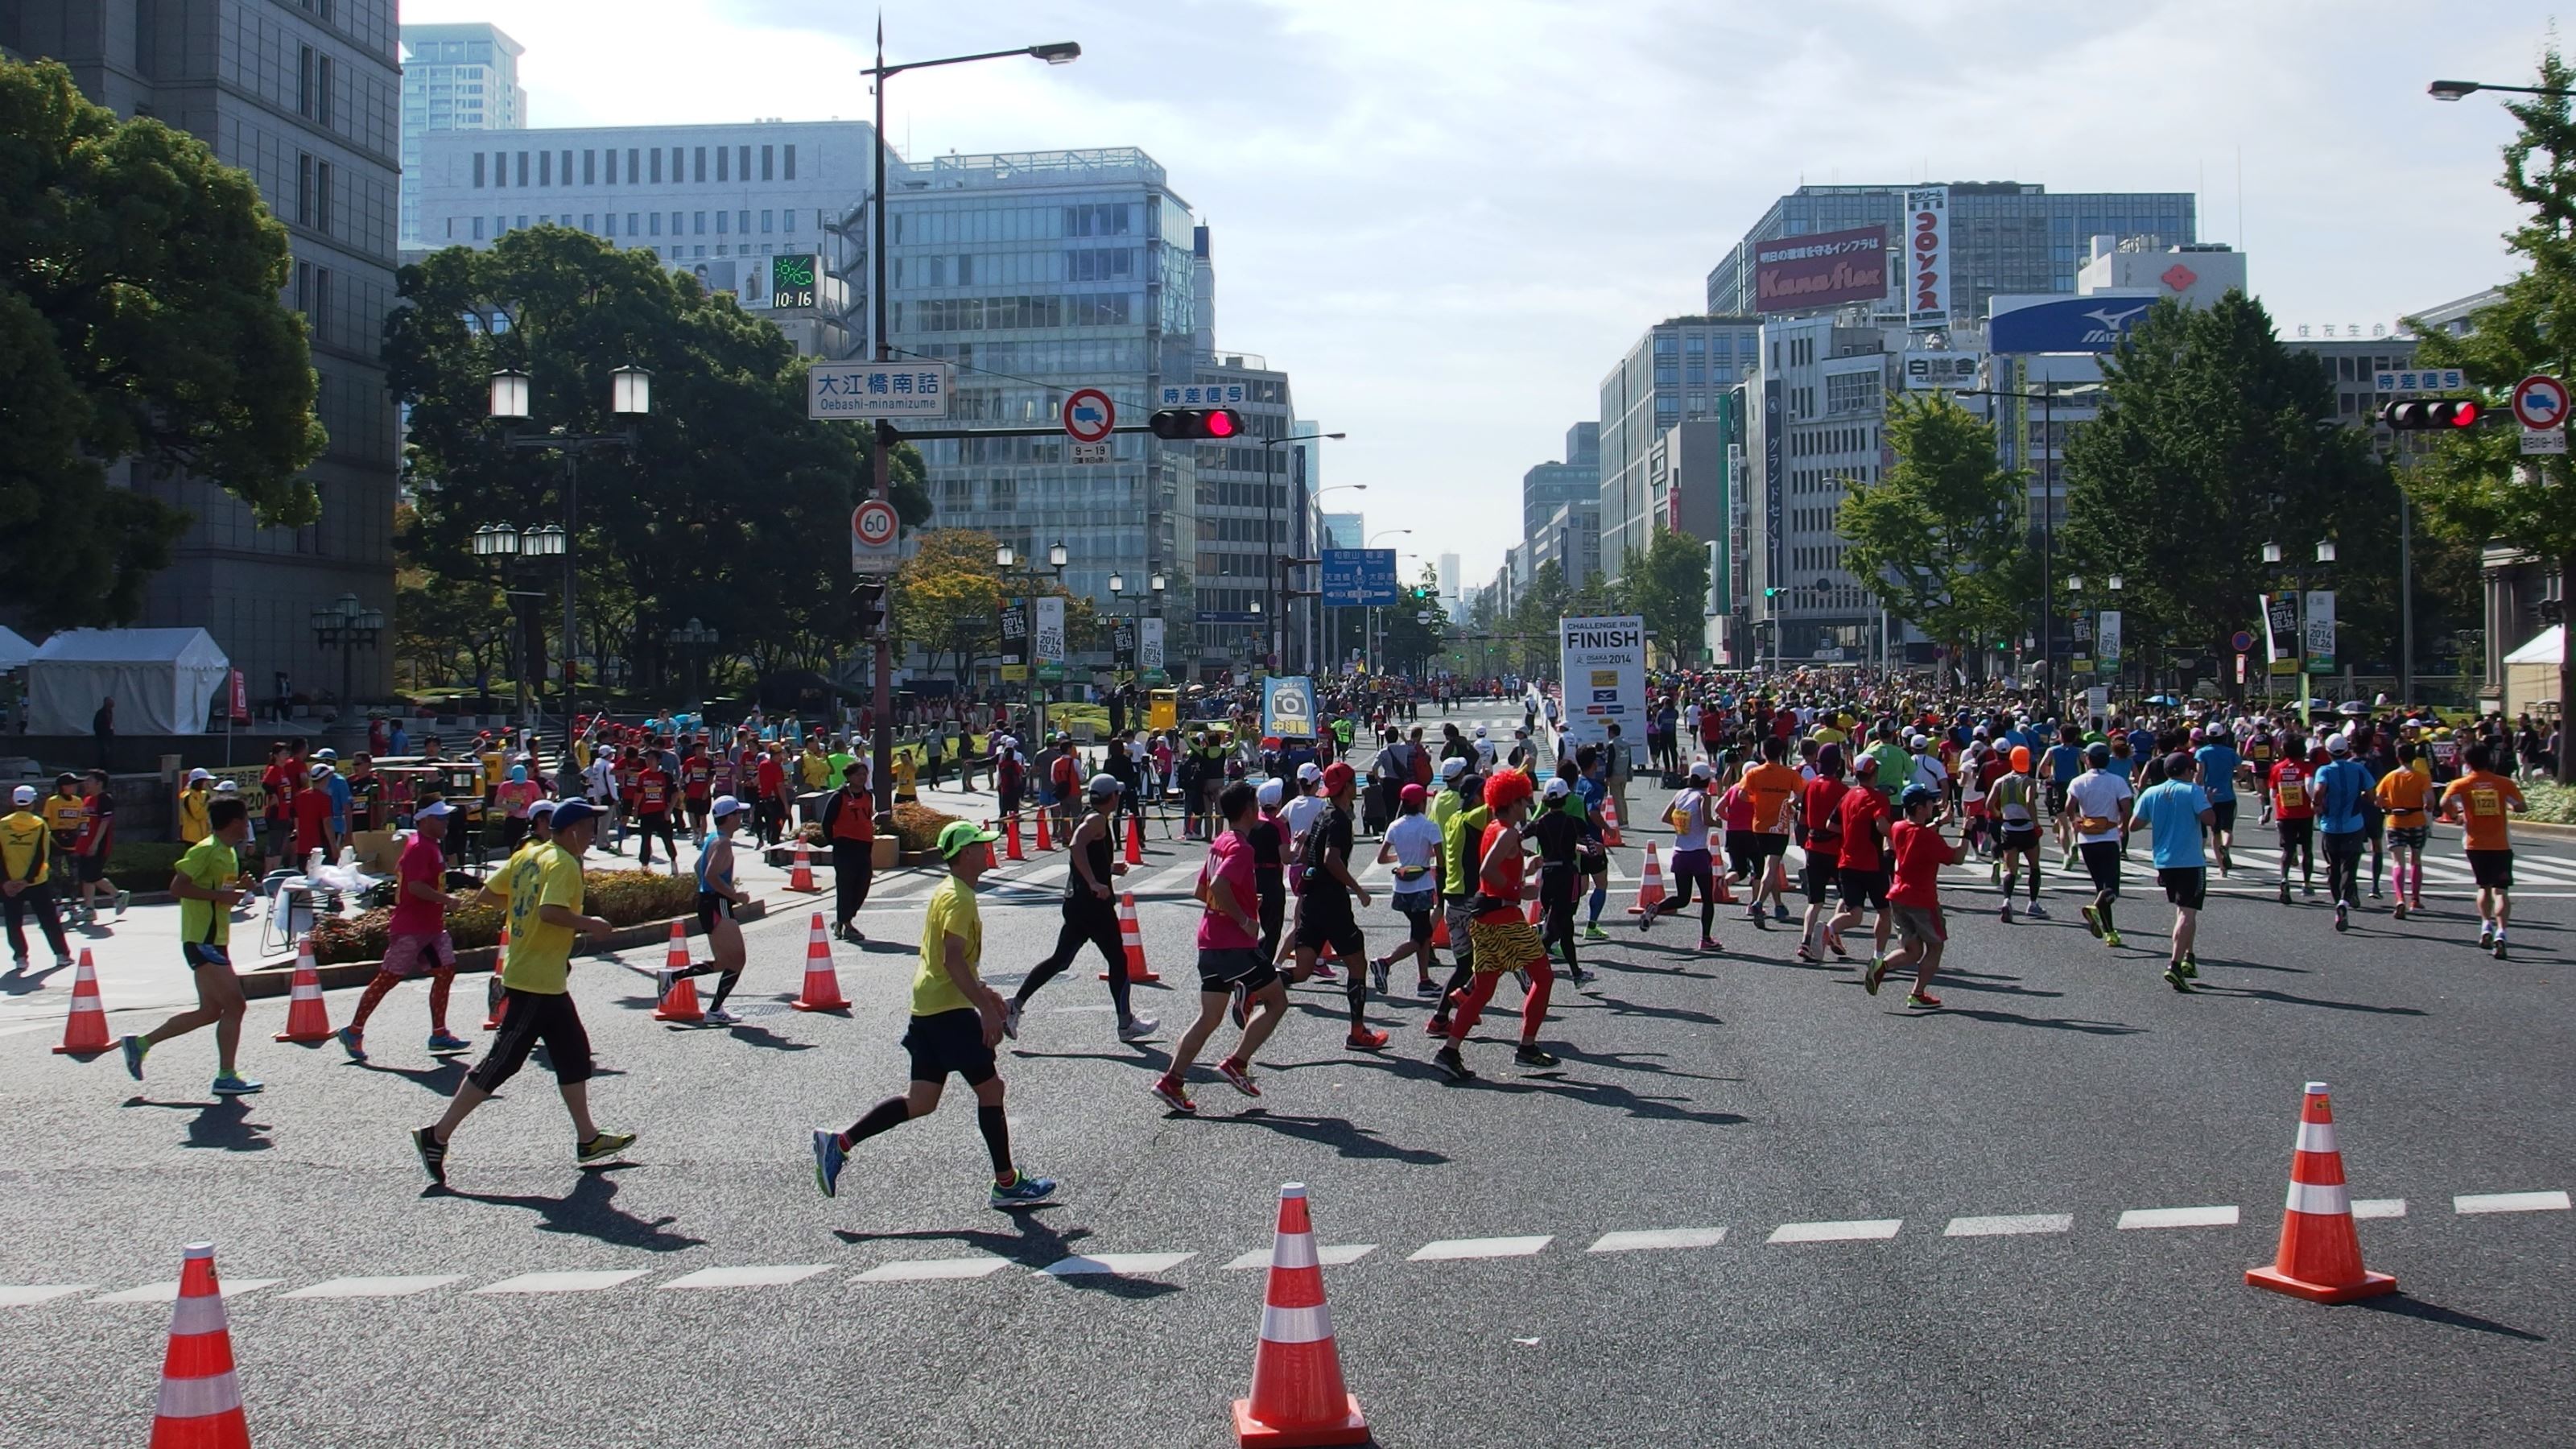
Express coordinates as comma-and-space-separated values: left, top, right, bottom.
1369, 958, 1389, 996
2178, 953, 2199, 980
2278, 881, 2292, 905
576, 1130, 636, 1162
654, 965, 678, 1005
1228, 985, 1248, 1029
2370, 886, 2383, 899
2493, 936, 2510, 961
2479, 925, 2496, 949
1563, 962, 1588, 984
1117, 1014, 1160, 1042
1583, 924, 1609, 942
1773, 902, 1791, 922
2163, 966, 2192, 993
337, 1026, 367, 1063
1513, 968, 1531, 994
2026, 902, 2050, 919
704, 1006, 739, 1026
120, 1034, 147, 1080
427, 1030, 472, 1055
1796, 946, 1821, 964
1638, 907, 1654, 934
1216, 1057, 1261, 1097
1424, 1014, 1451, 1037
990, 1172, 1058, 1208
1904, 991, 1942, 1010
1149, 1075, 1196, 1113
1346, 1027, 1390, 1051
1433, 1046, 1477, 1083
1514, 1042, 1561, 1068
2393, 902, 2409, 921
2302, 881, 2315, 897
2081, 905, 2103, 939
1309, 961, 1339, 983
7, 955, 23, 971
414, 1126, 448, 1185
811, 1129, 844, 1198
1823, 928, 1848, 957
210, 1071, 262, 1096
2334, 904, 2349, 933
1863, 956, 1888, 996
1698, 936, 1721, 953
1998, 903, 2014, 923
1001, 1000, 1022, 1041
2103, 931, 2124, 950
114, 889, 132, 918
1416, 977, 1441, 997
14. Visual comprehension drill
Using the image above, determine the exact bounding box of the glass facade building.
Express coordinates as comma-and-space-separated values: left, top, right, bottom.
398, 22, 523, 248
1598, 317, 1764, 576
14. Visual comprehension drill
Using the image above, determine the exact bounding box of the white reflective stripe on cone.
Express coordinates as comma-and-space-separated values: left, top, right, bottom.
2286, 1179, 2350, 1216
2296, 1121, 2339, 1155
155, 1369, 244, 1419
291, 981, 321, 998
1260, 1302, 1334, 1345
169, 1294, 231, 1336
1269, 1232, 1319, 1271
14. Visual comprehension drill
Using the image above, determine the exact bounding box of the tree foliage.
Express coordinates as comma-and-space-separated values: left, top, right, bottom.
1619, 525, 1714, 670
386, 226, 928, 698
0, 57, 324, 625
1510, 560, 1568, 677
1377, 564, 1451, 675
1839, 392, 2026, 667
890, 528, 1096, 683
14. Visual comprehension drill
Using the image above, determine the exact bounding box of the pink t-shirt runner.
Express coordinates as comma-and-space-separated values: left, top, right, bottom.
388, 832, 446, 936
1197, 829, 1259, 952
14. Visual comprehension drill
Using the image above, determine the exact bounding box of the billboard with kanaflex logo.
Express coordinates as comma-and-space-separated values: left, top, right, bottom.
1753, 225, 1890, 315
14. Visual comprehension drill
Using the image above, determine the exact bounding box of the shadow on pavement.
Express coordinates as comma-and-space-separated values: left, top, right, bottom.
2198, 985, 2429, 1016
123, 1096, 273, 1151
712, 1022, 818, 1053
431, 1165, 707, 1253
0, 961, 68, 996
1926, 1006, 2145, 1036
1185, 1108, 1451, 1166
2359, 1292, 2548, 1341
346, 1056, 472, 1094
835, 1214, 1183, 1300
1580, 992, 1725, 1029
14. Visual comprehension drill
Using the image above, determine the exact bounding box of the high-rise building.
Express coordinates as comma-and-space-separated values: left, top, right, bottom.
1741, 314, 1898, 663
398, 22, 523, 249
1437, 553, 1460, 609
1597, 316, 1764, 576
1707, 182, 2198, 328
1531, 501, 1600, 593
1521, 452, 1598, 543
1187, 353, 1295, 673
1319, 513, 1364, 550
6, 0, 402, 701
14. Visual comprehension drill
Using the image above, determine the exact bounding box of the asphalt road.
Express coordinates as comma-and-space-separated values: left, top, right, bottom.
5, 701, 2574, 1448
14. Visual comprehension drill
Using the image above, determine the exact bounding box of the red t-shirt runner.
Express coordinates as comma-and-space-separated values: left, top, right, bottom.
1888, 819, 1956, 908
1836, 786, 1889, 873
637, 766, 671, 814
1474, 819, 1525, 923
2268, 759, 2314, 820
1802, 775, 1847, 855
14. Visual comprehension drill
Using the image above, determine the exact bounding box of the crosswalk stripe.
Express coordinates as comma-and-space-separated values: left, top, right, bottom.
658, 1265, 832, 1290
0, 1285, 93, 1307
1223, 1244, 1377, 1270
2350, 1199, 2407, 1220
282, 1275, 463, 1299
2116, 1205, 2239, 1230
93, 1278, 282, 1304
473, 1270, 648, 1294
1408, 1235, 1553, 1261
1944, 1214, 2074, 1237
2454, 1191, 2571, 1215
1767, 1219, 1901, 1245
1587, 1228, 1728, 1253
1036, 1252, 1195, 1277
856, 1257, 1013, 1282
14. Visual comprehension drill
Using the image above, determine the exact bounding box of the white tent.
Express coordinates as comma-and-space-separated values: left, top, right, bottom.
2503, 624, 2566, 721
27, 629, 230, 736
2504, 625, 2564, 667
0, 625, 35, 671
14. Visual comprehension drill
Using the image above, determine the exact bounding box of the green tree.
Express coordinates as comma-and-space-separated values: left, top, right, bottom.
2061, 291, 2402, 692
386, 226, 927, 701
0, 58, 324, 626
2405, 46, 2576, 776
1511, 560, 1568, 678
1617, 526, 1715, 669
1839, 392, 2026, 672
1377, 565, 1451, 675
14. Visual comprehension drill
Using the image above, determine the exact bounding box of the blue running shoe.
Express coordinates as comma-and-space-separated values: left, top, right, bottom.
120, 1034, 147, 1081
210, 1071, 263, 1096
811, 1129, 844, 1199
426, 1030, 472, 1055
338, 1026, 368, 1063
990, 1172, 1057, 1208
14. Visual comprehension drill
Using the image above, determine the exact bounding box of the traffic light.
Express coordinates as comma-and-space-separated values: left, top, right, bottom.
2377, 398, 2483, 430
1763, 586, 1782, 599
853, 579, 889, 636
1148, 407, 1245, 440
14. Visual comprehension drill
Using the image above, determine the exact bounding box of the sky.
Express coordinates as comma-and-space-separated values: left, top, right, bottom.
405, 0, 2568, 592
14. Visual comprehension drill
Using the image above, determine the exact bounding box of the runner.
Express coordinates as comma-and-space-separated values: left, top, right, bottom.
412, 802, 634, 1183
339, 799, 469, 1061
633, 749, 679, 872
1527, 776, 1590, 985
1571, 746, 1613, 940
1740, 737, 1804, 927
680, 740, 716, 836
819, 764, 877, 944
1372, 782, 1445, 996
2192, 726, 2243, 875
1827, 755, 1895, 968
74, 770, 126, 923
2043, 725, 2087, 865
2268, 733, 2318, 904
1005, 774, 1157, 1043
1990, 746, 2048, 921
809, 819, 1055, 1205
1249, 778, 1290, 962
1435, 769, 1560, 1081
2440, 743, 2527, 959
1425, 770, 1489, 1034
1794, 745, 1847, 964
2131, 752, 2215, 992
1, 784, 73, 972
1863, 784, 1959, 1009
1641, 761, 1721, 952
2374, 741, 2434, 919
2314, 733, 2373, 933
119, 798, 260, 1095
1292, 762, 1387, 1051
1154, 782, 1292, 1113
654, 795, 755, 1025
2067, 742, 2136, 951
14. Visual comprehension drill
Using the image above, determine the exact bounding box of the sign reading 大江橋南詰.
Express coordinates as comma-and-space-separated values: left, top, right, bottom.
1557, 614, 1645, 750
809, 362, 952, 419
1262, 676, 1316, 739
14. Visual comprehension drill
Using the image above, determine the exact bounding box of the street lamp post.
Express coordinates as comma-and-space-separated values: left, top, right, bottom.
488, 364, 650, 788
1367, 528, 1414, 677
864, 29, 1079, 819
2429, 79, 2576, 101
308, 592, 385, 725
2262, 539, 2336, 728
1259, 436, 1347, 674
663, 617, 717, 712
997, 539, 1067, 741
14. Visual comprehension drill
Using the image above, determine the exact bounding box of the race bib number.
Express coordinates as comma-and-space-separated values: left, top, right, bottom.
2277, 781, 2305, 808
2470, 786, 2502, 818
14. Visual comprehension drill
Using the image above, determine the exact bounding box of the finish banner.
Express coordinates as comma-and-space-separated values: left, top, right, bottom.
1558, 613, 1645, 750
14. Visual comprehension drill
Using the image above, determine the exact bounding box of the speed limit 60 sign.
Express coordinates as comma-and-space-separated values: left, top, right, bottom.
850, 497, 900, 574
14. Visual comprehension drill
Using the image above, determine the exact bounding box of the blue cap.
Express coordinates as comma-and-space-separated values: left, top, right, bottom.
550, 800, 599, 832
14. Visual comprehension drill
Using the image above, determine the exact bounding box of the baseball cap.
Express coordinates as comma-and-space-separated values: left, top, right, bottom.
1542, 776, 1572, 800
315, 748, 337, 761
1089, 773, 1125, 796
1474, 725, 1488, 737
1853, 754, 1879, 776
310, 762, 334, 778
413, 799, 455, 819
2165, 752, 2196, 776
2086, 742, 2112, 765
1439, 757, 1468, 780
708, 794, 744, 819
213, 780, 240, 794
936, 819, 1001, 860
1322, 762, 1356, 795
1400, 782, 1428, 807
186, 768, 213, 783
549, 800, 600, 832
10, 786, 32, 806
528, 798, 559, 817
1900, 783, 1939, 810
2325, 733, 2351, 754
1296, 762, 1323, 783
1257, 778, 1285, 807
1688, 761, 1712, 780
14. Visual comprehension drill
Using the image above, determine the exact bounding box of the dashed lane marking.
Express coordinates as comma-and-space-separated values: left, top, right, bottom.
658, 1265, 833, 1290
2116, 1206, 2240, 1230
1409, 1235, 1554, 1261
1944, 1214, 2074, 1237
1037, 1252, 1195, 1278
1224, 1244, 1377, 1270
1767, 1219, 1903, 1245
855, 1257, 1013, 1282
473, 1270, 649, 1294
2454, 1191, 2572, 1215
282, 1275, 464, 1299
1588, 1228, 1728, 1253
93, 1278, 283, 1304
2351, 1199, 2407, 1220
0, 1285, 91, 1307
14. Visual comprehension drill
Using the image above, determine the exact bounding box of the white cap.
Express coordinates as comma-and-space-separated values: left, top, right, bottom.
1474, 725, 1488, 737
528, 798, 559, 816
186, 768, 213, 783
413, 799, 455, 818
1089, 773, 1125, 795
1257, 778, 1285, 807
1542, 777, 1571, 800
1688, 761, 1712, 780
709, 794, 745, 818
1439, 757, 1468, 779
1296, 762, 1323, 782
11, 786, 33, 806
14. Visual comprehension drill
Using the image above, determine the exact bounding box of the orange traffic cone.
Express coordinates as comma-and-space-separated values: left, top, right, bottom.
1102, 891, 1161, 983
52, 948, 109, 1055
653, 923, 704, 1023
786, 842, 820, 894
2246, 1080, 2396, 1303
1626, 843, 1669, 916
1601, 792, 1625, 847
149, 1242, 251, 1449
1125, 813, 1145, 866
792, 911, 848, 1012
1034, 808, 1054, 852
1005, 811, 1026, 862
481, 924, 510, 1030
273, 939, 332, 1043
1232, 1183, 1369, 1447
1525, 894, 1544, 925
1430, 914, 1451, 949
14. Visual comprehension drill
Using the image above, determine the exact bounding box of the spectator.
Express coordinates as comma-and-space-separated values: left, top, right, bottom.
92, 696, 114, 770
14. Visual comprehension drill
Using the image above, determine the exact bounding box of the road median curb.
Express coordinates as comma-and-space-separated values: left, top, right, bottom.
233, 898, 772, 999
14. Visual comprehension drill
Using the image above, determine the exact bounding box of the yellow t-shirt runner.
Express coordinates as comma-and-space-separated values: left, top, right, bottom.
175, 836, 241, 948
500, 843, 587, 993
1, 810, 53, 886
911, 873, 984, 1016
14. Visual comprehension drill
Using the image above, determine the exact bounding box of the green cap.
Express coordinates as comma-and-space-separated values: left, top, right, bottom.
937, 819, 1001, 860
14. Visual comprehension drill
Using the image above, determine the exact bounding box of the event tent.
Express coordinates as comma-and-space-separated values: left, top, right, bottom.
27, 629, 230, 736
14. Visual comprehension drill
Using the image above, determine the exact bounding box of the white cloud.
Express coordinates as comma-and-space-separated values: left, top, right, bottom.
403, 0, 2560, 585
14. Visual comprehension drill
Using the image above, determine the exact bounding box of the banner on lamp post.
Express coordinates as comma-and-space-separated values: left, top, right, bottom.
1139, 617, 1165, 675
1032, 597, 1066, 666
2263, 592, 2301, 677
2302, 590, 2336, 674
2096, 610, 2123, 672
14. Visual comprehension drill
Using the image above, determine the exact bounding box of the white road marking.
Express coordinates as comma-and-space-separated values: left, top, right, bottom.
1035, 1252, 1195, 1277
1409, 1235, 1554, 1261
93, 1278, 283, 1304
2454, 1191, 2572, 1215
1587, 1228, 1729, 1253
283, 1275, 464, 1299
658, 1265, 832, 1290
857, 1256, 1015, 1282
1224, 1244, 1377, 1270
2116, 1205, 2240, 1230
2350, 1199, 2407, 1220
1767, 1219, 1902, 1245
0, 1285, 93, 1307
473, 1270, 649, 1294
1944, 1214, 2074, 1237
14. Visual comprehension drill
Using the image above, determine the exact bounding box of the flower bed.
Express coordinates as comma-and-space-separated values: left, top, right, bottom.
306, 869, 699, 965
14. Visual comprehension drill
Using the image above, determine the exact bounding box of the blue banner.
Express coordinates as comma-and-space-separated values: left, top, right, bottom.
1261, 675, 1318, 739
1319, 548, 1399, 606
1988, 295, 2153, 354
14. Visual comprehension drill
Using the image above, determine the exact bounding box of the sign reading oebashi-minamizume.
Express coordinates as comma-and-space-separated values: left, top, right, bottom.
1904, 186, 1949, 331
1558, 614, 1646, 750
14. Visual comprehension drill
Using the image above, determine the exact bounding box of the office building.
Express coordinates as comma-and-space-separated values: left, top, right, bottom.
1646, 414, 1736, 598
1706, 183, 2198, 328
1437, 552, 1460, 609
1531, 501, 1601, 594
1598, 316, 1765, 575
1742, 314, 1898, 662
1187, 353, 1296, 674
1522, 421, 1600, 543
6, 0, 402, 701
1319, 513, 1364, 550
398, 22, 523, 248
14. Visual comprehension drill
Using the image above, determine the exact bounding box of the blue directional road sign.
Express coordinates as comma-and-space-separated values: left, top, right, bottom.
1319, 548, 1399, 606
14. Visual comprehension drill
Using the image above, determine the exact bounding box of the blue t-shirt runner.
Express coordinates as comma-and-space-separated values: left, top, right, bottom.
2136, 780, 2213, 869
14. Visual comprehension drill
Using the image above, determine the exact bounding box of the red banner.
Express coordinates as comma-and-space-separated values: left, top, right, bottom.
1754, 225, 1889, 314
227, 668, 248, 723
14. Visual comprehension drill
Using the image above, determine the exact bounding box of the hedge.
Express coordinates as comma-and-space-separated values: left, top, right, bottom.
306, 868, 699, 966
106, 841, 192, 893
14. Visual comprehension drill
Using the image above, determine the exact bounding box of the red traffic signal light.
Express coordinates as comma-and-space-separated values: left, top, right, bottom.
2378, 398, 2483, 430
1148, 407, 1245, 440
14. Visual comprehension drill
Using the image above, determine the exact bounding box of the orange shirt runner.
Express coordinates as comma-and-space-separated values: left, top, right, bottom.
2441, 769, 2524, 853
